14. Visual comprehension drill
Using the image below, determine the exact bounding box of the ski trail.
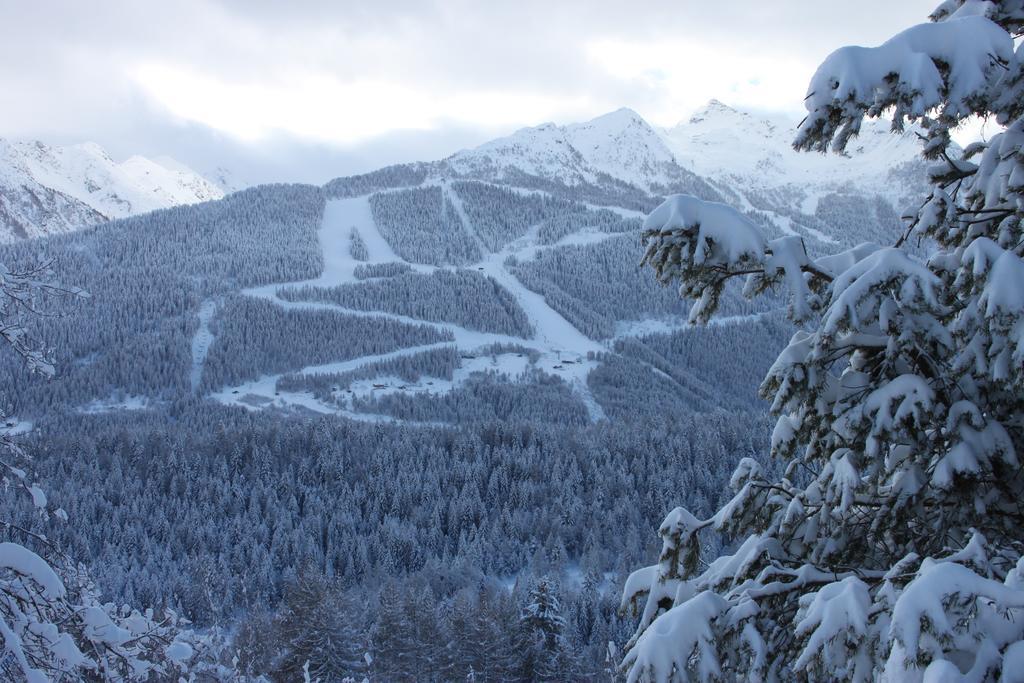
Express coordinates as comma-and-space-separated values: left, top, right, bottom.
450, 181, 608, 422
327, 196, 401, 266
244, 196, 427, 300
211, 340, 457, 398
571, 376, 607, 422
229, 193, 612, 424
476, 249, 606, 422
443, 181, 491, 258
190, 299, 218, 392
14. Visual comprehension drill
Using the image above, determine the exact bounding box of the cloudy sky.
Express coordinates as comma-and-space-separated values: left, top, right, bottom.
1, 0, 952, 184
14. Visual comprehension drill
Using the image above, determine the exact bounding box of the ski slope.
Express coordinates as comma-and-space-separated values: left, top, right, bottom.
210, 194, 612, 424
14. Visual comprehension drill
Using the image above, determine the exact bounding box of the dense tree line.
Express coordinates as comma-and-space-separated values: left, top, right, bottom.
1, 404, 768, 635
0, 184, 326, 415
586, 315, 789, 424
509, 235, 774, 339
612, 314, 792, 410
369, 187, 482, 265
350, 370, 591, 426
588, 352, 716, 421
352, 260, 413, 279
236, 567, 630, 682
452, 181, 586, 251
323, 162, 431, 199
349, 226, 369, 261
813, 191, 905, 249
537, 209, 640, 245
200, 296, 452, 392
279, 268, 534, 337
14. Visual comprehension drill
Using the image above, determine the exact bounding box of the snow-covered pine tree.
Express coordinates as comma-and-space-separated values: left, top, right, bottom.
371, 582, 431, 682
516, 577, 577, 682
621, 2, 1024, 680
271, 568, 367, 682
443, 587, 518, 682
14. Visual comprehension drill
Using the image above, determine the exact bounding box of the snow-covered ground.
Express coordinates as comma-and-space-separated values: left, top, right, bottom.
0, 418, 33, 437
190, 299, 218, 391
78, 395, 152, 414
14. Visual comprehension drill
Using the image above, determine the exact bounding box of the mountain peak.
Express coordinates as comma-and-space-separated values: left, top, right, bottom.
449, 106, 674, 189
72, 141, 114, 160
686, 99, 743, 125
0, 139, 226, 241
588, 106, 645, 125
568, 107, 655, 138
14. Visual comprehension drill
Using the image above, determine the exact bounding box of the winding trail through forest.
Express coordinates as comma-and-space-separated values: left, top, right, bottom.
209, 192, 637, 424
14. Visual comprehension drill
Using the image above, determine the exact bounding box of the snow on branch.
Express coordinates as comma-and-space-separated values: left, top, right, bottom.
793, 577, 872, 677
621, 591, 728, 683
641, 195, 832, 323
823, 247, 941, 337
0, 542, 65, 600
889, 558, 1024, 667
626, 2, 1024, 680
795, 15, 1013, 153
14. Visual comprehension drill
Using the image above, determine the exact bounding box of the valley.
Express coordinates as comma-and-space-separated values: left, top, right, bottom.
0, 99, 931, 678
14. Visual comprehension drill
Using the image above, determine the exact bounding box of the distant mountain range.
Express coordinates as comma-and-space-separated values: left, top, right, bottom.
663, 99, 928, 208
445, 99, 928, 213
0, 97, 937, 425
0, 139, 226, 241
0, 99, 929, 243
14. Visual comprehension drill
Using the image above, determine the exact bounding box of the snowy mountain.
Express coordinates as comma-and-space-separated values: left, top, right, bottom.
202, 165, 248, 194
0, 139, 225, 241
1, 101, 929, 427
661, 99, 929, 211
446, 107, 682, 191
0, 103, 932, 425
442, 100, 927, 217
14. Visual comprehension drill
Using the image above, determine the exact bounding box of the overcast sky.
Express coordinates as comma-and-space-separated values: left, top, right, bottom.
1, 0, 950, 184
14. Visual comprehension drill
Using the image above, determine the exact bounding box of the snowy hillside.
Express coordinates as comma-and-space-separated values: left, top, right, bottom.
0, 138, 224, 241
447, 107, 681, 191
0, 103, 931, 423
661, 99, 928, 210
444, 100, 926, 209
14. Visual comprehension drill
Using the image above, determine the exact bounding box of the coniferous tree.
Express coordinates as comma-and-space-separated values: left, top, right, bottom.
622, 2, 1024, 680
516, 577, 577, 682
371, 583, 420, 682
271, 568, 367, 682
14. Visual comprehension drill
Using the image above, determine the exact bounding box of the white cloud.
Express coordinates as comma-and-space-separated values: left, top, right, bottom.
0, 0, 946, 181
585, 38, 815, 125
129, 63, 594, 144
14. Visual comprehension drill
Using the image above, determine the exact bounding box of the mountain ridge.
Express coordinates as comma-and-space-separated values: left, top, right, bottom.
0, 138, 226, 241
0, 100, 928, 242
435, 99, 928, 214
